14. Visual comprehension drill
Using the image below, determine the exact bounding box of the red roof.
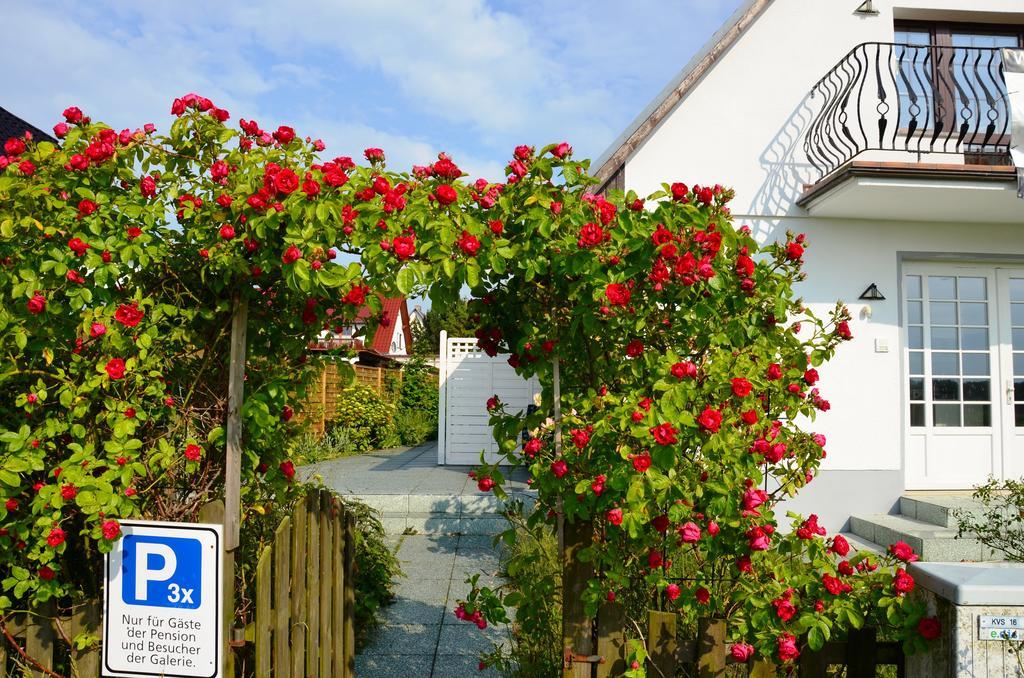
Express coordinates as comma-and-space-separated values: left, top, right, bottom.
309, 296, 412, 356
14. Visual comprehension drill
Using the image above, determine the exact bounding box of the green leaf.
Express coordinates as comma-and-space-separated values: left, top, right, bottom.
396, 267, 414, 295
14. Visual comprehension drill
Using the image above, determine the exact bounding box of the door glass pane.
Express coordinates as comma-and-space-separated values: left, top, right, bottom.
931, 327, 957, 349
933, 353, 959, 375
906, 274, 922, 299
908, 326, 924, 349
962, 379, 990, 401
907, 301, 922, 324
1015, 354, 1024, 377
1013, 328, 1024, 350
909, 378, 925, 401
962, 327, 988, 350
932, 379, 959, 400
909, 351, 924, 375
1010, 279, 1024, 302
1017, 404, 1024, 427
960, 303, 987, 326
963, 404, 991, 427
910, 403, 925, 427
957, 277, 986, 301
1013, 304, 1024, 326
962, 353, 990, 376
930, 302, 956, 324
933, 404, 961, 427
929, 276, 956, 300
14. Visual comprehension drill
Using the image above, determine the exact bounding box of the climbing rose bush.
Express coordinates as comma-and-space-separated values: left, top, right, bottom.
0, 95, 933, 670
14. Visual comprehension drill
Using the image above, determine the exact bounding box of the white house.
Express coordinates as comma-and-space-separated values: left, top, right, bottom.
590, 0, 1024, 543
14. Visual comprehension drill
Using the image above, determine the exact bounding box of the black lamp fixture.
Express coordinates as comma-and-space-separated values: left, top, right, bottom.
859, 283, 885, 301
855, 0, 879, 15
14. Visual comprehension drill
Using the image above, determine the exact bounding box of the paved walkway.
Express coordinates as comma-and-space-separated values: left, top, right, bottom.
303, 443, 521, 676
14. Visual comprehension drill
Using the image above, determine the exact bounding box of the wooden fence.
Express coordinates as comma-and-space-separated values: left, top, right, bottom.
589, 608, 905, 677
299, 363, 403, 435
0, 494, 354, 678
253, 488, 356, 678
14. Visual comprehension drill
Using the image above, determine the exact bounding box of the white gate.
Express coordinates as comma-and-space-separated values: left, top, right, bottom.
437, 331, 540, 465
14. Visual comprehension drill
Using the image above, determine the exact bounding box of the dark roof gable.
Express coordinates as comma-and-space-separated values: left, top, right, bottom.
0, 106, 56, 145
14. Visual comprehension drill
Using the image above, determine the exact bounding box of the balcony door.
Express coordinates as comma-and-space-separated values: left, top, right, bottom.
903, 263, 1024, 489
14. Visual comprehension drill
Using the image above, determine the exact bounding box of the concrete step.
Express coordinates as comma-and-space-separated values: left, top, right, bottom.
838, 532, 885, 557
898, 494, 989, 529
849, 513, 1002, 562
381, 512, 510, 536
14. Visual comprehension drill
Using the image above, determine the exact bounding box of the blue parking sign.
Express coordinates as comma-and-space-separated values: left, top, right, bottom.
121, 535, 203, 609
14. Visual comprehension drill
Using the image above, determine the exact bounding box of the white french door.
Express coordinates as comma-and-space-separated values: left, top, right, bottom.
903, 263, 1024, 489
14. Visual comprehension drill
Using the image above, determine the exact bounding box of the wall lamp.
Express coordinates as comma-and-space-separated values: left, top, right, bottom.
859, 283, 885, 301
855, 1, 879, 16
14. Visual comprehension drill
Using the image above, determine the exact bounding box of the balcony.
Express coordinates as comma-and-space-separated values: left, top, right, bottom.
798, 42, 1020, 222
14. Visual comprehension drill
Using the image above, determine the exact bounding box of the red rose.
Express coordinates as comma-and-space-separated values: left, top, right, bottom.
670, 182, 689, 201
671, 361, 697, 379
777, 633, 800, 663
577, 222, 604, 249
695, 587, 710, 604
830, 534, 850, 557
488, 219, 504, 235
552, 142, 572, 159
741, 409, 759, 425
4, 137, 26, 156
60, 484, 77, 500
5, 498, 17, 511
280, 460, 296, 480
650, 423, 678, 446
114, 303, 145, 327
836, 320, 852, 340
742, 488, 768, 510
551, 459, 568, 478
766, 363, 782, 380
888, 540, 918, 563
606, 508, 623, 526
736, 254, 755, 277
27, 293, 46, 315
63, 106, 84, 123
393, 236, 416, 261
184, 444, 202, 461
273, 168, 299, 195
47, 527, 65, 548
457, 230, 480, 256
697, 406, 722, 433
436, 184, 458, 206
822, 573, 845, 595
731, 377, 753, 398
665, 583, 681, 601
523, 438, 542, 458
282, 245, 303, 264
918, 616, 941, 640
126, 227, 142, 240
38, 566, 54, 581
625, 340, 644, 357
632, 453, 652, 473
730, 644, 755, 662
772, 597, 796, 622
219, 224, 236, 240
804, 368, 819, 385
550, 201, 562, 214
893, 568, 915, 595
486, 395, 500, 411
302, 174, 320, 199
364, 147, 385, 162
53, 122, 69, 138
105, 358, 126, 380
679, 522, 701, 543
477, 477, 494, 492
102, 520, 120, 540
273, 126, 296, 144
605, 283, 631, 307
18, 160, 35, 176
139, 175, 157, 198
282, 406, 294, 422
786, 242, 804, 261
78, 199, 97, 216
570, 428, 590, 449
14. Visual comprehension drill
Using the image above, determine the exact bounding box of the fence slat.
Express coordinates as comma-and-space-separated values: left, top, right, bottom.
332, 505, 345, 678
68, 600, 101, 678
25, 601, 54, 678
275, 516, 292, 678
198, 498, 235, 678
306, 493, 321, 677
697, 617, 726, 678
647, 610, 677, 678
846, 627, 878, 678
749, 660, 777, 677
595, 601, 627, 678
799, 645, 829, 677
255, 545, 272, 676
343, 512, 356, 678
319, 491, 333, 678
290, 496, 308, 677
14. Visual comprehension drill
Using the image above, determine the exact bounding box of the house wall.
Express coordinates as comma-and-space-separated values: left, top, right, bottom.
389, 312, 407, 356
619, 0, 1024, 528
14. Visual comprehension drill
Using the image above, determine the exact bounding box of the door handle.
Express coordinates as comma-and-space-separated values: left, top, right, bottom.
1008, 379, 1016, 406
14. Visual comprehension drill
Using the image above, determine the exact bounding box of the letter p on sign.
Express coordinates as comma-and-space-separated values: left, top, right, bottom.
134, 542, 176, 601
122, 535, 203, 609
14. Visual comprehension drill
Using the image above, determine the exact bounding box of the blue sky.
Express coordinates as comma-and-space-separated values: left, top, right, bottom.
8, 0, 743, 180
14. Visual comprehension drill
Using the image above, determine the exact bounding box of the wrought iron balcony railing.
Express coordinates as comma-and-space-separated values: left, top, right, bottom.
805, 42, 1012, 180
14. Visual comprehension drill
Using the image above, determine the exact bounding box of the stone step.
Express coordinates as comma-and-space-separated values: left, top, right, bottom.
837, 532, 885, 557
849, 513, 1001, 562
898, 494, 989, 529
381, 512, 510, 536
347, 491, 536, 516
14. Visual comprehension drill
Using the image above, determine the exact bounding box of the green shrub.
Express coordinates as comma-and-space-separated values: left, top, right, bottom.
290, 429, 355, 465
332, 386, 399, 452
395, 358, 439, 445
342, 496, 403, 648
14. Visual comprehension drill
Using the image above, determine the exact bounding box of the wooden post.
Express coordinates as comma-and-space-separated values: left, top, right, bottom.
274, 517, 291, 678
254, 546, 272, 676
697, 617, 726, 678
331, 506, 345, 678
225, 293, 248, 551
290, 498, 308, 677
305, 493, 321, 677
25, 601, 54, 678
200, 499, 235, 678
846, 627, 878, 678
343, 512, 357, 678
595, 601, 627, 678
69, 600, 101, 677
319, 491, 333, 678
647, 610, 677, 678
749, 660, 778, 677
799, 644, 829, 677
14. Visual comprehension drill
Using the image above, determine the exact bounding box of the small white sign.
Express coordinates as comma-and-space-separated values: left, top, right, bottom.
979, 616, 1024, 642
103, 520, 223, 678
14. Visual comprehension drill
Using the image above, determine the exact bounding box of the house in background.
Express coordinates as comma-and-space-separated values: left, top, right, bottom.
0, 106, 55, 145
309, 296, 413, 366
591, 0, 1024, 553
